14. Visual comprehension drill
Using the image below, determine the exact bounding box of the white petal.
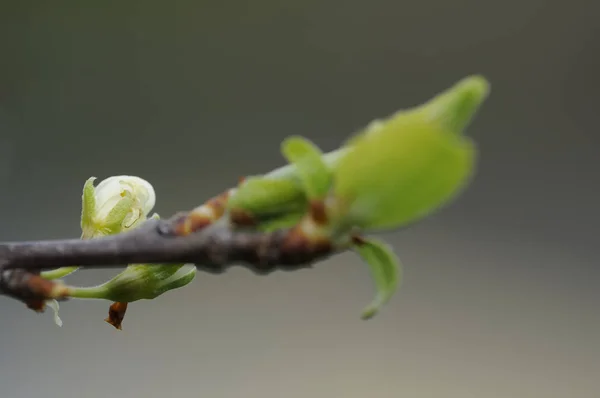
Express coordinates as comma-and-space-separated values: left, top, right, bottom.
46, 300, 63, 327
94, 175, 156, 219
94, 176, 126, 208
128, 177, 156, 216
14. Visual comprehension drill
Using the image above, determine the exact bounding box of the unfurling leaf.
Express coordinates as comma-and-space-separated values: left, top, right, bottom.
333, 75, 488, 231
414, 74, 490, 134
352, 237, 401, 319
280, 135, 332, 200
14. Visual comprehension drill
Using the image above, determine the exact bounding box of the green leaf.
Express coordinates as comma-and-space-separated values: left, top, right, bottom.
281, 135, 332, 200
352, 237, 401, 319
80, 177, 97, 232
414, 74, 490, 134
228, 177, 306, 218
333, 76, 487, 231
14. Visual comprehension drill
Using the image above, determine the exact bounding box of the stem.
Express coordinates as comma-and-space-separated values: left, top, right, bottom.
40, 266, 80, 280
67, 285, 107, 299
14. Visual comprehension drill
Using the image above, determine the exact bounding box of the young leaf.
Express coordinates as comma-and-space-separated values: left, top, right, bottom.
414, 74, 490, 134
281, 135, 332, 200
352, 237, 401, 319
333, 75, 488, 231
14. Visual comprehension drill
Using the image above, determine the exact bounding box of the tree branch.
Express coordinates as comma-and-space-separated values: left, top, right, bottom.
0, 211, 338, 305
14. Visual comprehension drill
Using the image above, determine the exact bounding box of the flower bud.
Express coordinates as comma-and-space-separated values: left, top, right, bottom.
81, 175, 156, 238
41, 175, 156, 281
41, 175, 163, 327
67, 263, 197, 304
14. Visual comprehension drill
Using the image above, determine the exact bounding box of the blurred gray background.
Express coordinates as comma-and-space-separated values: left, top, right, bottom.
1, 1, 598, 397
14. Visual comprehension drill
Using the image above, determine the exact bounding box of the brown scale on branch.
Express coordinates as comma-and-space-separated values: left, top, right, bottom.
171, 176, 251, 236
172, 190, 233, 236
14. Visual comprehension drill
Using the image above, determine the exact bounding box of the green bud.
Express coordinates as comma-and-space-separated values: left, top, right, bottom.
68, 263, 197, 303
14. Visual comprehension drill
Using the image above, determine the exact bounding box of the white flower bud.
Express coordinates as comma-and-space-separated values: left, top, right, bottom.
94, 176, 155, 223
81, 175, 156, 237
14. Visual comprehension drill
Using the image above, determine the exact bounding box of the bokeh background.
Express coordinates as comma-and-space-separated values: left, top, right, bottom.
1, 1, 598, 397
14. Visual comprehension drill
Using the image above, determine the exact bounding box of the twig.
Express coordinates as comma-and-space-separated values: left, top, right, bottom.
0, 211, 338, 305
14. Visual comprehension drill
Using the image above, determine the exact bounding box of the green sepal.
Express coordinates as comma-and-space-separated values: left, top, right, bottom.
80, 177, 97, 234
280, 135, 332, 200
352, 237, 401, 319
140, 264, 197, 298
44, 178, 98, 280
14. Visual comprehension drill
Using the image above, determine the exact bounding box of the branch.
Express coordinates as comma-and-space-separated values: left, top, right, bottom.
1, 215, 337, 273
0, 211, 339, 304
0, 75, 490, 324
